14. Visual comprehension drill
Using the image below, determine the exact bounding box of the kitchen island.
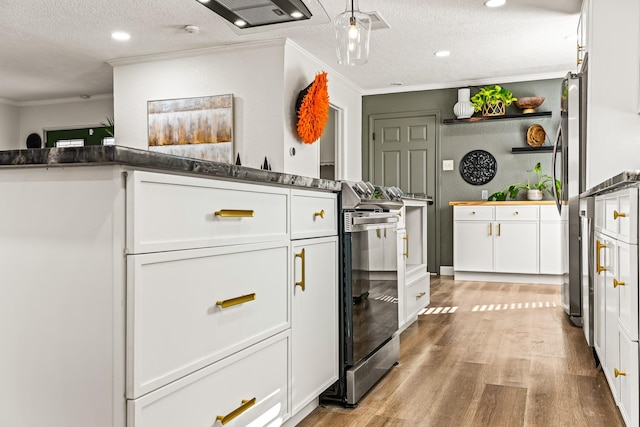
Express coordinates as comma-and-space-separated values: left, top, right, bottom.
450, 200, 567, 284
0, 146, 340, 427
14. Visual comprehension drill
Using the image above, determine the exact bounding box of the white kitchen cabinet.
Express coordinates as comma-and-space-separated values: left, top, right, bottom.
452, 203, 562, 284
577, 0, 590, 72
594, 187, 639, 427
398, 199, 430, 330
290, 190, 338, 417
0, 164, 340, 427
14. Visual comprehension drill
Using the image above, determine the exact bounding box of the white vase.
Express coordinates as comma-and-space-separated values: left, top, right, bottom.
527, 189, 543, 201
453, 88, 474, 119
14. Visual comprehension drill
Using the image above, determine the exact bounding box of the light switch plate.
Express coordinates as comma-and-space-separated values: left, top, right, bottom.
482, 190, 488, 200
443, 160, 454, 171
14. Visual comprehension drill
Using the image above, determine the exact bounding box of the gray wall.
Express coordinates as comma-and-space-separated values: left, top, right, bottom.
362, 78, 562, 269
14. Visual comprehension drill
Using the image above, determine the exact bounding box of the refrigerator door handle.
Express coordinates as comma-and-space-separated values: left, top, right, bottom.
552, 124, 562, 215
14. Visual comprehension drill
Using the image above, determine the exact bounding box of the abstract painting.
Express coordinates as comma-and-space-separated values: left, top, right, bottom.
148, 94, 233, 163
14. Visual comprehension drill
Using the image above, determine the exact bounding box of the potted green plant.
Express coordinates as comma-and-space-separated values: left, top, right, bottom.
470, 85, 517, 116
487, 162, 561, 201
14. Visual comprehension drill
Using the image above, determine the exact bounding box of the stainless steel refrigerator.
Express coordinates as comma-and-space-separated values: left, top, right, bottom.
552, 56, 588, 327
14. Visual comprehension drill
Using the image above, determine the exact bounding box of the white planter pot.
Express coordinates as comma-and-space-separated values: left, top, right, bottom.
527, 189, 543, 201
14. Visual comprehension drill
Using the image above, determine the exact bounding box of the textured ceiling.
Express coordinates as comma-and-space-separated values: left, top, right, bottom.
0, 0, 581, 103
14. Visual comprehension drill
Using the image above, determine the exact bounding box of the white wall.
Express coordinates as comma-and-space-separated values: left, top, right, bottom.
283, 41, 362, 180
18, 97, 113, 148
112, 39, 363, 178
0, 101, 19, 149
112, 41, 286, 171
586, 0, 640, 188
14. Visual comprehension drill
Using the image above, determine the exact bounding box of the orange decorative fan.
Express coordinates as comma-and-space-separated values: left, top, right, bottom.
296, 71, 329, 144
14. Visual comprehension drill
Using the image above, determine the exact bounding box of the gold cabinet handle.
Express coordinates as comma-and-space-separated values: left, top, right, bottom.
215, 209, 255, 218
216, 397, 256, 425
614, 210, 626, 220
497, 223, 501, 237
314, 209, 325, 219
295, 248, 306, 292
416, 291, 426, 300
403, 235, 409, 258
514, 211, 519, 216
471, 211, 476, 215
489, 223, 493, 236
613, 279, 626, 288
614, 368, 627, 378
216, 293, 256, 309
596, 240, 607, 274
397, 211, 402, 217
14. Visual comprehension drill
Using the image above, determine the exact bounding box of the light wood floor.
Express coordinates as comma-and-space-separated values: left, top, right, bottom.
298, 276, 624, 427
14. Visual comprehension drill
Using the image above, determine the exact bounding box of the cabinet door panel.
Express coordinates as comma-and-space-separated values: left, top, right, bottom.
540, 222, 565, 274
593, 232, 607, 361
291, 237, 339, 414
617, 333, 639, 427
453, 221, 493, 272
495, 222, 538, 274
616, 242, 638, 340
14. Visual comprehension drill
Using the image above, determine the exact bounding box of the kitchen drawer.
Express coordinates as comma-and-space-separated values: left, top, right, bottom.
599, 187, 638, 244
453, 206, 494, 221
128, 332, 289, 427
540, 204, 567, 221
126, 171, 289, 253
127, 241, 289, 398
496, 205, 538, 221
290, 189, 337, 239
405, 273, 430, 320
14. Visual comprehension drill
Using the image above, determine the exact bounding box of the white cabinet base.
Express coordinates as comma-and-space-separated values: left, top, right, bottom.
454, 271, 563, 285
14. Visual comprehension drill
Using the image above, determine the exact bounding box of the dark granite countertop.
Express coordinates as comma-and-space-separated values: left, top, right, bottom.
0, 146, 341, 192
581, 170, 640, 198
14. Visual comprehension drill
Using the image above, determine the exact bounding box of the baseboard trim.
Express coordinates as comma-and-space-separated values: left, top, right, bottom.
454, 271, 563, 285
440, 266, 454, 276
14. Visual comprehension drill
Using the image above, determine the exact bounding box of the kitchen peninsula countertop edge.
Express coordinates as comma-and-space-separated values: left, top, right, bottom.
0, 146, 341, 192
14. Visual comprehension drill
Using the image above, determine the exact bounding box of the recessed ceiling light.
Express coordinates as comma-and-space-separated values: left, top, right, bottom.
434, 50, 451, 57
234, 19, 247, 27
111, 31, 131, 41
484, 0, 506, 7
390, 82, 403, 86
290, 11, 304, 18
197, 0, 211, 3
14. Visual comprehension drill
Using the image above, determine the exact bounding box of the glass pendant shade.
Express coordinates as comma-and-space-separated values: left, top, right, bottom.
334, 0, 371, 66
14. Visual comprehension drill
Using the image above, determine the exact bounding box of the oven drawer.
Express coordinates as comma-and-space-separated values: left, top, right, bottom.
290, 189, 337, 239
126, 171, 289, 254
127, 332, 289, 427
126, 242, 289, 398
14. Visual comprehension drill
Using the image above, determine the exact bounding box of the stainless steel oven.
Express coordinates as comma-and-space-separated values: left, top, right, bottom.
322, 181, 402, 407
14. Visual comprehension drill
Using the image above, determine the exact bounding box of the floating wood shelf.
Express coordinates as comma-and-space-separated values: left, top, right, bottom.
511, 146, 554, 153
442, 111, 552, 124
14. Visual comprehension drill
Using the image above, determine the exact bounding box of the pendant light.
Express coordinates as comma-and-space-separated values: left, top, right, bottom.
334, 0, 371, 66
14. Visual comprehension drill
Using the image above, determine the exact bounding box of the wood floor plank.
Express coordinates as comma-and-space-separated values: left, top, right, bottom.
299, 277, 624, 427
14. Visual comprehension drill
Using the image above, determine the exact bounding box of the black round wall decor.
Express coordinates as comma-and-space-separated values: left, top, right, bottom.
459, 149, 497, 185
26, 133, 42, 149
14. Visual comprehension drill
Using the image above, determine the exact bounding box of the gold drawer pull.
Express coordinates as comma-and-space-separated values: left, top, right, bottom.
416, 291, 426, 300
497, 223, 501, 237
489, 223, 493, 236
403, 235, 409, 258
398, 211, 402, 217
314, 209, 325, 219
596, 240, 607, 273
471, 211, 476, 215
216, 293, 256, 309
215, 209, 255, 218
514, 211, 519, 215
295, 248, 306, 292
614, 368, 627, 378
613, 210, 626, 220
216, 397, 256, 425
613, 279, 626, 288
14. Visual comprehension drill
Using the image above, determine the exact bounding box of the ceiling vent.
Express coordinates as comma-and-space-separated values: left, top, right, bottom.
366, 11, 390, 30
196, 0, 312, 29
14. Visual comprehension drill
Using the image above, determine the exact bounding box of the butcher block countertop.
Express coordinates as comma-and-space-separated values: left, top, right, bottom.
449, 200, 557, 206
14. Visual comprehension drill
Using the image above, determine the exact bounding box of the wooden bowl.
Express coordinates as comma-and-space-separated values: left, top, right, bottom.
515, 96, 545, 114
